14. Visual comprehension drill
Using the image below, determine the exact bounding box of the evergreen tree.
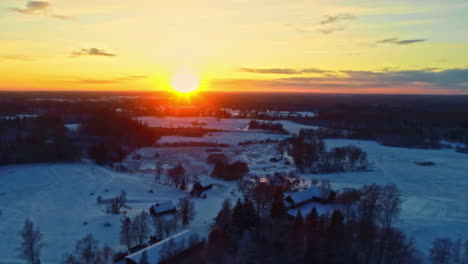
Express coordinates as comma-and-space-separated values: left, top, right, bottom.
271, 189, 286, 218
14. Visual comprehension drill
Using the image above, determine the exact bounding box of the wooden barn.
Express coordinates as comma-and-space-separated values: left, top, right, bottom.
149, 201, 176, 216
284, 186, 325, 208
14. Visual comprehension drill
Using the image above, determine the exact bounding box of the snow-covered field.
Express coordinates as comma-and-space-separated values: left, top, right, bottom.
158, 131, 291, 145
124, 143, 296, 178
2, 135, 467, 263
135, 116, 319, 134
304, 139, 468, 252
0, 163, 234, 264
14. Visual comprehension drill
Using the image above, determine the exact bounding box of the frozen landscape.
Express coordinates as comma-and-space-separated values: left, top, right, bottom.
1, 130, 468, 263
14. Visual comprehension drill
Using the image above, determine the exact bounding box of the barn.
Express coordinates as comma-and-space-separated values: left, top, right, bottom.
284, 186, 324, 208
149, 201, 176, 216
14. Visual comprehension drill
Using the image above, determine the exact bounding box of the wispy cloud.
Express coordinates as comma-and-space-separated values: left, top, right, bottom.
376, 38, 427, 45
317, 13, 356, 34
320, 14, 356, 25
67, 76, 148, 85
222, 68, 468, 93
0, 54, 35, 62
239, 67, 330, 75
317, 26, 345, 34
71, 48, 117, 57
10, 1, 70, 20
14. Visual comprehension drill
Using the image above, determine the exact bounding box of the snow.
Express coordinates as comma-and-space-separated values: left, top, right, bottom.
0, 114, 38, 120
135, 116, 250, 131
0, 163, 186, 264
302, 139, 468, 253
158, 131, 291, 145
65, 123, 81, 132
135, 116, 319, 134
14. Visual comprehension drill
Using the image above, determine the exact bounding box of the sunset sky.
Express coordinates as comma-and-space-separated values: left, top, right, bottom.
1, 0, 468, 94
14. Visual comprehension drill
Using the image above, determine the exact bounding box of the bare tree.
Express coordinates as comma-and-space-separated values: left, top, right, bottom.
155, 162, 163, 184
106, 191, 127, 214
178, 197, 196, 227
132, 211, 150, 245
120, 217, 133, 249
168, 163, 185, 188
429, 238, 453, 264
62, 234, 113, 264
18, 219, 44, 264
453, 239, 462, 264
378, 184, 402, 231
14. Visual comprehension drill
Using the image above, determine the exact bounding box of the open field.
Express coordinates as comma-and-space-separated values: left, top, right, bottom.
305, 139, 468, 252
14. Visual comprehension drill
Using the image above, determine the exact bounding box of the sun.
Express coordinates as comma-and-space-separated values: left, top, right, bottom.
170, 69, 200, 94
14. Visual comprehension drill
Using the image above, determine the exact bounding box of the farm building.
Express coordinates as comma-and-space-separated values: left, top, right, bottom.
125, 230, 202, 264
284, 186, 325, 208
149, 201, 176, 216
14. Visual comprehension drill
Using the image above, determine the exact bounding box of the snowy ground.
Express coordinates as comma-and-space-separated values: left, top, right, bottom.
2, 135, 467, 263
124, 143, 296, 178
135, 116, 319, 134
158, 131, 291, 145
0, 163, 233, 264
303, 139, 468, 252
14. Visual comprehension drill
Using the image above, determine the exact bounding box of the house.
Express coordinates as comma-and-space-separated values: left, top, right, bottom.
149, 201, 176, 216
190, 182, 213, 197
125, 230, 202, 264
284, 186, 325, 208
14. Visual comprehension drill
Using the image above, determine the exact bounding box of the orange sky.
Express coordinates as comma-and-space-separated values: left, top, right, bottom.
1, 0, 468, 94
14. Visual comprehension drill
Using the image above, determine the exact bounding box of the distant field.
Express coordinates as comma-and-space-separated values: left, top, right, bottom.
157, 131, 291, 145
305, 139, 468, 252
135, 116, 319, 134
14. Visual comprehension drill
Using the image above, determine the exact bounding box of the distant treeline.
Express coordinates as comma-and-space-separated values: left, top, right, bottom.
249, 120, 288, 133
0, 115, 80, 165
81, 112, 161, 165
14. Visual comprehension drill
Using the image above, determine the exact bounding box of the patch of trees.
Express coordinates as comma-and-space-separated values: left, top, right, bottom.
119, 198, 196, 250
81, 112, 161, 165
428, 238, 468, 264
248, 120, 288, 133
211, 160, 249, 181
62, 234, 113, 264
0, 115, 80, 165
204, 184, 422, 264
291, 132, 368, 173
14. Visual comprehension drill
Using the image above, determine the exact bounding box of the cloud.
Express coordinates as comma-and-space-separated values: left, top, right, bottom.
10, 1, 70, 20
320, 14, 356, 25
317, 26, 345, 34
219, 68, 468, 93
316, 13, 356, 34
0, 55, 35, 62
71, 48, 117, 57
68, 76, 148, 84
376, 38, 427, 45
239, 67, 330, 75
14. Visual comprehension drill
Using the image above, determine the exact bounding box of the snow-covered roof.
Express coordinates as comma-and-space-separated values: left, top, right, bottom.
285, 186, 323, 204
151, 201, 176, 214
126, 230, 199, 264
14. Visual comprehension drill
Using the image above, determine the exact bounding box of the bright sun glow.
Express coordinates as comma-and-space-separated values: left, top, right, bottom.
171, 69, 200, 94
